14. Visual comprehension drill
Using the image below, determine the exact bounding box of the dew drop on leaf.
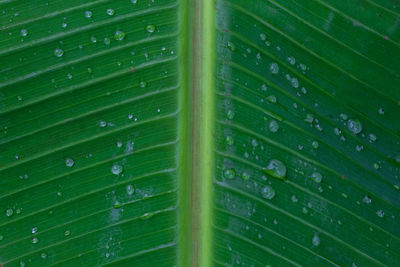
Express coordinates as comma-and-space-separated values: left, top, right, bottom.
111, 164, 123, 175
20, 29, 28, 37
268, 120, 279, 133
106, 8, 115, 16
54, 48, 64, 57
269, 62, 279, 74
84, 10, 92, 18
65, 158, 74, 167
347, 119, 362, 134
224, 168, 236, 179
311, 172, 322, 183
263, 159, 286, 179
5, 208, 13, 217
145, 24, 156, 33
114, 30, 125, 41
261, 186, 275, 200
126, 184, 135, 195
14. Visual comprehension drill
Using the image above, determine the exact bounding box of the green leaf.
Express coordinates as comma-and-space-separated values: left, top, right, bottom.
1, 0, 399, 266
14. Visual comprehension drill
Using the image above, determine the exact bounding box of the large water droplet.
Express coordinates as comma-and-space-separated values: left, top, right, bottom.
54, 48, 64, 57
261, 186, 276, 199
106, 8, 115, 16
85, 10, 92, 18
311, 172, 322, 183
5, 208, 13, 217
263, 159, 286, 179
111, 164, 123, 175
347, 119, 362, 134
269, 62, 279, 74
65, 158, 74, 167
224, 168, 236, 179
269, 120, 279, 133
126, 184, 135, 195
114, 30, 125, 41
145, 24, 156, 33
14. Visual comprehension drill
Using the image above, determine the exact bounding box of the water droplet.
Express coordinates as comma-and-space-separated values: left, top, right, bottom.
139, 81, 147, 88
363, 195, 372, 204
41, 252, 47, 259
20, 29, 28, 37
64, 229, 71, 236
131, 0, 138, 3
312, 234, 320, 246
31, 227, 38, 234
269, 120, 279, 133
261, 186, 275, 200
311, 141, 319, 149
145, 24, 156, 33
85, 10, 92, 18
225, 136, 234, 145
340, 113, 348, 120
61, 22, 67, 28
54, 48, 64, 57
269, 62, 279, 74
114, 30, 125, 41
259, 33, 267, 41
311, 172, 322, 183
111, 164, 123, 175
291, 77, 299, 88
65, 157, 74, 167
98, 120, 107, 127
266, 95, 276, 103
224, 168, 236, 179
291, 195, 298, 202
263, 159, 286, 179
31, 237, 39, 244
241, 172, 250, 180
5, 208, 13, 217
287, 56, 296, 65
104, 37, 111, 45
140, 212, 154, 220
376, 210, 384, 218
378, 108, 384, 115
106, 8, 115, 16
227, 110, 235, 120
90, 36, 97, 43
368, 133, 377, 143
19, 261, 26, 267
333, 128, 341, 136
305, 114, 314, 123
227, 41, 235, 51
347, 119, 362, 134
0, 235, 3, 241
126, 184, 135, 195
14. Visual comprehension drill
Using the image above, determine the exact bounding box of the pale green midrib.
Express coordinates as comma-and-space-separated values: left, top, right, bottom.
177, 0, 216, 266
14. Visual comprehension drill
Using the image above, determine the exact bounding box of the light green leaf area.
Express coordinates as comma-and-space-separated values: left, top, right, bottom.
1, 0, 400, 266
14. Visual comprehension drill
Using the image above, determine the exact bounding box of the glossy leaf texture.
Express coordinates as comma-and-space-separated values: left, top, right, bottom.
1, 0, 400, 266
0, 0, 180, 266
213, 0, 400, 266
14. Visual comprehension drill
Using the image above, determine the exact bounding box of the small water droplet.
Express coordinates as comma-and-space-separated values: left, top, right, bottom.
261, 186, 275, 200
224, 168, 236, 179
225, 136, 234, 145
31, 237, 39, 244
5, 208, 13, 217
269, 62, 279, 74
227, 41, 235, 51
54, 48, 64, 57
41, 252, 47, 259
311, 141, 319, 149
305, 114, 314, 123
19, 261, 26, 267
269, 120, 279, 133
378, 108, 384, 115
104, 37, 111, 45
259, 33, 267, 41
106, 8, 115, 16
263, 159, 286, 179
266, 95, 276, 103
287, 56, 296, 65
347, 119, 362, 134
65, 158, 74, 167
241, 172, 250, 180
61, 22, 67, 28
291, 195, 298, 202
227, 110, 235, 120
64, 229, 71, 236
126, 184, 135, 195
31, 227, 38, 234
311, 172, 322, 183
20, 29, 28, 37
98, 120, 107, 127
363, 195, 372, 204
85, 10, 92, 18
145, 24, 156, 33
340, 113, 348, 120
312, 233, 320, 246
111, 164, 123, 175
376, 210, 384, 218
114, 30, 125, 41
368, 133, 377, 143
139, 81, 147, 88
